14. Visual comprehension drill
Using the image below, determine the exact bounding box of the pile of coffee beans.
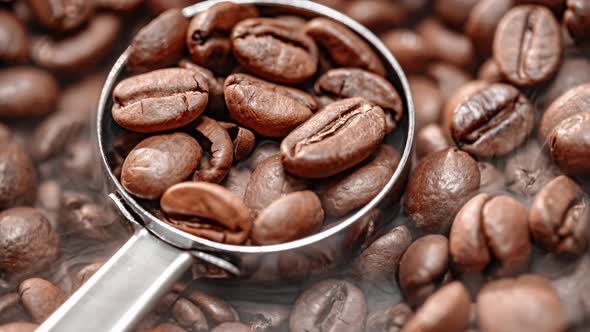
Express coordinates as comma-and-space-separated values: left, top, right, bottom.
0, 0, 590, 332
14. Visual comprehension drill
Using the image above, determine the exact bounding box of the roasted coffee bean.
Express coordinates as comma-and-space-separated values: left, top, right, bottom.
27, 0, 94, 31
345, 208, 384, 251
352, 225, 412, 288
418, 18, 474, 69
343, 0, 405, 32
232, 301, 290, 332
0, 67, 59, 117
505, 141, 559, 198
450, 83, 535, 157
477, 58, 504, 82
252, 191, 324, 245
218, 122, 256, 161
382, 29, 430, 74
185, 290, 240, 324
465, 0, 514, 57
409, 76, 442, 130
403, 282, 471, 332
179, 59, 227, 118
72, 262, 103, 291
31, 74, 103, 161
244, 155, 307, 216
477, 275, 566, 332
305, 18, 385, 75
435, 0, 480, 27
515, 0, 566, 14
0, 140, 36, 210
314, 68, 402, 127
319, 144, 400, 217
193, 116, 233, 183
405, 148, 480, 232
147, 0, 195, 14
0, 322, 38, 332
128, 9, 188, 73
366, 303, 413, 332
529, 176, 589, 257
548, 112, 590, 176
277, 243, 339, 282
187, 2, 258, 73
478, 162, 506, 193
150, 323, 187, 332
160, 182, 251, 244
112, 68, 209, 133
0, 11, 28, 63
62, 191, 117, 241
290, 279, 367, 332
540, 82, 590, 142
231, 18, 318, 84
442, 81, 490, 138
247, 141, 280, 170
221, 166, 251, 200
18, 278, 65, 323
0, 293, 25, 323
426, 62, 471, 103
211, 322, 250, 332
281, 97, 386, 179
0, 208, 60, 278
565, 0, 590, 44
122, 133, 202, 199
538, 57, 590, 109
493, 5, 562, 86
399, 235, 451, 307
415, 124, 451, 160
171, 298, 209, 331
224, 73, 315, 138
96, 0, 143, 11
31, 14, 121, 72
450, 194, 532, 276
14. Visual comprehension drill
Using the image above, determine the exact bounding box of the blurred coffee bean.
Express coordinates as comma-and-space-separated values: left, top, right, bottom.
27, 0, 94, 31
552, 256, 590, 326
381, 29, 430, 74
171, 297, 209, 331
515, 0, 566, 14
529, 175, 589, 257
405, 148, 480, 232
366, 302, 413, 332
0, 11, 28, 63
538, 57, 590, 110
147, 0, 197, 14
184, 290, 239, 324
465, 0, 514, 57
505, 141, 559, 199
435, 0, 480, 27
18, 278, 65, 323
493, 5, 562, 86
149, 323, 187, 332
352, 225, 412, 288
450, 194, 531, 276
345, 208, 384, 252
565, 0, 590, 44
62, 191, 118, 241
290, 279, 366, 332
97, 0, 144, 11
221, 166, 251, 200
192, 116, 233, 183
72, 262, 103, 291
64, 140, 94, 178
344, 0, 405, 32
415, 124, 451, 160
128, 9, 188, 73
247, 141, 280, 170
409, 76, 443, 130
477, 275, 566, 332
211, 322, 250, 332
0, 140, 36, 210
478, 162, 506, 193
549, 112, 590, 176
0, 67, 59, 117
231, 301, 290, 332
418, 18, 475, 69
427, 63, 471, 103
0, 322, 38, 332
403, 282, 471, 332
35, 180, 61, 229
540, 82, 590, 142
399, 235, 451, 307
0, 293, 25, 324
477, 58, 504, 82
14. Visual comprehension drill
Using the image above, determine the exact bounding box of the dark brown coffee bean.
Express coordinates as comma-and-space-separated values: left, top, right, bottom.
0, 11, 28, 63
211, 322, 250, 332
0, 208, 60, 278
538, 57, 590, 110
450, 83, 535, 157
345, 208, 384, 252
352, 225, 412, 288
187, 2, 258, 74
185, 290, 239, 324
0, 140, 36, 210
477, 58, 505, 82
505, 141, 559, 198
515, 0, 566, 14
565, 0, 590, 44
409, 76, 443, 130
224, 73, 315, 138
479, 162, 506, 193
27, 0, 94, 31
450, 194, 531, 276
231, 18, 318, 84
160, 182, 251, 244
147, 0, 195, 14
319, 144, 400, 217
435, 0, 480, 27
128, 9, 188, 73
403, 282, 471, 332
18, 278, 65, 323
465, 0, 514, 57
418, 18, 475, 69
366, 302, 413, 332
382, 29, 431, 74
31, 14, 121, 72
112, 68, 209, 133
0, 67, 59, 117
193, 116, 233, 184
399, 235, 451, 307
96, 0, 143, 11
540, 82, 590, 142
530, 176, 589, 257
343, 0, 405, 32
0, 322, 38, 332
477, 275, 566, 332
415, 124, 451, 160
548, 112, 590, 176
179, 59, 227, 119
171, 298, 209, 331
232, 301, 290, 332
314, 68, 403, 127
405, 148, 480, 232
247, 141, 280, 170
62, 191, 117, 241
244, 155, 308, 216
290, 279, 367, 332
252, 191, 323, 245
281, 97, 386, 179
218, 122, 255, 162
305, 18, 385, 75
150, 323, 187, 332
221, 167, 251, 200
427, 62, 472, 103
0, 292, 25, 323
493, 5, 562, 86
122, 133, 202, 199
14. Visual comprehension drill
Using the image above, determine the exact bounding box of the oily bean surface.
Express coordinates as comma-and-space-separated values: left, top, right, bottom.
540, 82, 590, 142
28, 0, 94, 31
548, 112, 590, 177
0, 11, 28, 63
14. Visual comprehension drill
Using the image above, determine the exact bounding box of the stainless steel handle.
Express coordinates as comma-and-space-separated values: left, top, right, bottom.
37, 229, 193, 332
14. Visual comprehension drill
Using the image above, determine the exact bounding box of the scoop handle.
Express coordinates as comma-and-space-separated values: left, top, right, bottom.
36, 228, 193, 332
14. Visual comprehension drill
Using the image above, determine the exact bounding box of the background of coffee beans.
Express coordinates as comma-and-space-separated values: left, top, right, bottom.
0, 0, 589, 331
